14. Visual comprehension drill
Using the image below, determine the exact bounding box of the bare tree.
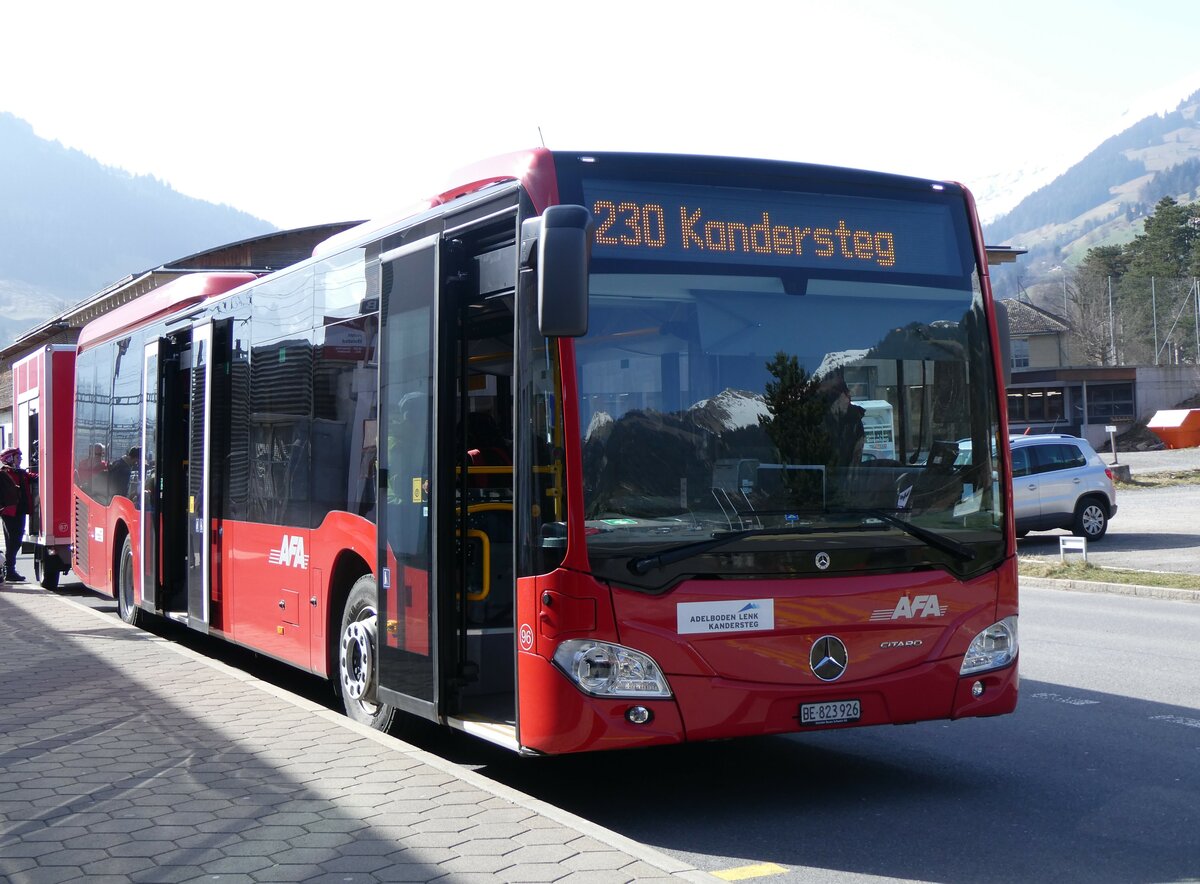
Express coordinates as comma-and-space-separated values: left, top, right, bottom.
1068, 247, 1124, 365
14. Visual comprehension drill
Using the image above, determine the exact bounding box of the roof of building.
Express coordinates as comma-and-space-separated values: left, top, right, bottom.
0, 221, 362, 364
984, 245, 1027, 266
1004, 298, 1069, 335
0, 222, 364, 412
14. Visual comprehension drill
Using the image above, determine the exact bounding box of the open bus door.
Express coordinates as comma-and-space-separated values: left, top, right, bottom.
139, 340, 161, 613
370, 210, 522, 746
143, 323, 214, 632
186, 321, 214, 632
375, 234, 452, 720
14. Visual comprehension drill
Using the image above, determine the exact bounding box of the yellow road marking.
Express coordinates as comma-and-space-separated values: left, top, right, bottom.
711, 862, 788, 881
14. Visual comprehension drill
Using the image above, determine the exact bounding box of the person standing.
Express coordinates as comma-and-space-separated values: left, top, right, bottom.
0, 447, 34, 582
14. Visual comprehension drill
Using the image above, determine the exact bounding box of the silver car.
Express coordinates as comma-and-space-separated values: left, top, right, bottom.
1009, 434, 1118, 539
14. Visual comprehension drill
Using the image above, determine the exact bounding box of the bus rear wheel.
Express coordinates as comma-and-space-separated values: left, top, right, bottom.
337, 576, 400, 734
117, 536, 143, 627
34, 555, 61, 591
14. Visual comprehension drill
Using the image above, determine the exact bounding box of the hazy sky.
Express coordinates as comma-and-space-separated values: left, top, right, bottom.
3, 1, 1199, 230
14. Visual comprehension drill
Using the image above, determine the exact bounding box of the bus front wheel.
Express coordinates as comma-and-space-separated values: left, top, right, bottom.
337, 576, 400, 734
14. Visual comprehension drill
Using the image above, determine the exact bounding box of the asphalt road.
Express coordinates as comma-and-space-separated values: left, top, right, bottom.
467, 584, 1200, 883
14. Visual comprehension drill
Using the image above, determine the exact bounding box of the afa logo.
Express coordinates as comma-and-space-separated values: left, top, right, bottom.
269, 535, 310, 569
869, 593, 947, 621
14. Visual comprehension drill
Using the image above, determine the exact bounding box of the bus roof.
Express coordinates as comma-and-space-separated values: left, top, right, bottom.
312, 149, 560, 259
76, 271, 258, 352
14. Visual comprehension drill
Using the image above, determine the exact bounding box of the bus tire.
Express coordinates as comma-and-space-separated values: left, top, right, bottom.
117, 535, 143, 627
35, 555, 61, 591
336, 575, 400, 734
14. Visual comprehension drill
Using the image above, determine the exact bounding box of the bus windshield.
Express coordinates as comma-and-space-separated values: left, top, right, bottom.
570, 175, 1004, 586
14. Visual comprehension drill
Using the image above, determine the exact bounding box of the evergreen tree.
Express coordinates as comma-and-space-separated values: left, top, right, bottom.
759, 353, 833, 507
1126, 197, 1197, 277
1116, 198, 1200, 364
759, 353, 831, 468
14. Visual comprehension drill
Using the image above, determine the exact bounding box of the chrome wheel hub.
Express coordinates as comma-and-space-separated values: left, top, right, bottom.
340, 615, 376, 702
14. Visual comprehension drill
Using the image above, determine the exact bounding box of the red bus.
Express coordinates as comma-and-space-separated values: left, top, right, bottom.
72, 150, 1018, 754
13, 344, 76, 589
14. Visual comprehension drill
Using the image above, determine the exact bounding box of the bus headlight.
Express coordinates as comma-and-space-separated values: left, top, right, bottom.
960, 616, 1018, 675
552, 640, 672, 698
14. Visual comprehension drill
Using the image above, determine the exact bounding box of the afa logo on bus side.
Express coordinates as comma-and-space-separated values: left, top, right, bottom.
269, 535, 310, 569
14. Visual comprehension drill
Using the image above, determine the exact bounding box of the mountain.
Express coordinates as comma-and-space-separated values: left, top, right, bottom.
972, 160, 1074, 226
0, 113, 276, 347
687, 389, 769, 433
983, 88, 1200, 299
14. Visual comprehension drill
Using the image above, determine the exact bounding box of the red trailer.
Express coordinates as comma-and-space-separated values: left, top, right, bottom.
12, 344, 76, 589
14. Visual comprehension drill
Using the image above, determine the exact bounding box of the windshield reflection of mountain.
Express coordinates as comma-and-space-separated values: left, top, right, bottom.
581, 383, 868, 531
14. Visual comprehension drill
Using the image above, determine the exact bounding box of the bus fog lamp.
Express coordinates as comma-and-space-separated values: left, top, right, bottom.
553, 640, 672, 698
626, 706, 653, 725
960, 616, 1018, 675
972, 681, 984, 698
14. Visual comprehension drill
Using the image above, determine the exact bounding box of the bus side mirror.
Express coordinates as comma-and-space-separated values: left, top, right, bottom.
535, 205, 591, 338
993, 300, 1012, 387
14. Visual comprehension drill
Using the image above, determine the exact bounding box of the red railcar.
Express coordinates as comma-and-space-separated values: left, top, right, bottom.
73, 151, 1017, 754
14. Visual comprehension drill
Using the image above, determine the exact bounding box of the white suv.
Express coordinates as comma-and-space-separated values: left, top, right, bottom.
1009, 434, 1118, 539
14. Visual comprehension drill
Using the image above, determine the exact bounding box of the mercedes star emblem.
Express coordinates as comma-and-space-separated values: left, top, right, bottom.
810, 635, 849, 681
815, 551, 831, 571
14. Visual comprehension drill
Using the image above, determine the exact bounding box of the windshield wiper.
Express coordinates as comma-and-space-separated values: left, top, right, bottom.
628, 524, 860, 576
628, 510, 976, 575
831, 508, 976, 562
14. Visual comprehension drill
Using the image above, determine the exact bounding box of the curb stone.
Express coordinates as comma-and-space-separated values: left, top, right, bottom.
1020, 575, 1200, 603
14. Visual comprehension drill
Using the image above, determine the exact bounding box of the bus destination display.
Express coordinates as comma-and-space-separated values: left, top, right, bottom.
583, 179, 967, 277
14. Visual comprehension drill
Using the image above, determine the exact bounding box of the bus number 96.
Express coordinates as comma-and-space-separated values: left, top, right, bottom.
593, 200, 667, 249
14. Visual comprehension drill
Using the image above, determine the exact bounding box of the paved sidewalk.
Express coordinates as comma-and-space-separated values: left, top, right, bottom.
1106, 445, 1200, 474
0, 583, 711, 884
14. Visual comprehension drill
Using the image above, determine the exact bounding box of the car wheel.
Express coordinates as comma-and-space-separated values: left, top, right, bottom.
1073, 499, 1108, 539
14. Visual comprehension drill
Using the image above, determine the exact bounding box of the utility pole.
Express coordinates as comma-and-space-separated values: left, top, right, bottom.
1108, 276, 1116, 365
1152, 277, 1158, 365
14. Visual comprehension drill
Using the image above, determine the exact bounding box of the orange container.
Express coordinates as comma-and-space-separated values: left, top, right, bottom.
1147, 409, 1200, 449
